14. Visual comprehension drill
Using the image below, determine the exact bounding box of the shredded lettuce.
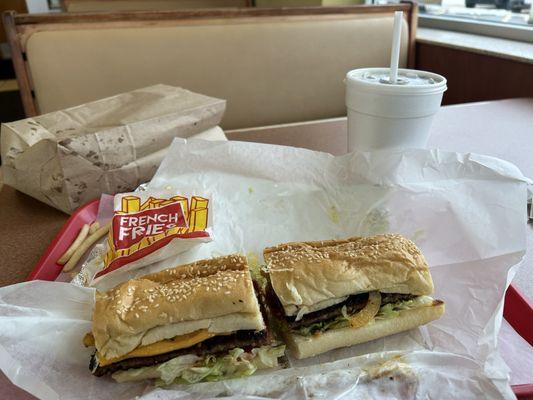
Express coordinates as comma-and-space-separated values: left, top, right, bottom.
295, 305, 351, 336
111, 345, 285, 385
375, 296, 434, 320
111, 354, 199, 383
295, 296, 435, 336
375, 303, 400, 320
248, 262, 269, 291
251, 345, 286, 369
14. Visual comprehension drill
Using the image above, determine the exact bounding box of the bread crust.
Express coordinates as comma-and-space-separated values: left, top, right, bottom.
93, 254, 264, 360
264, 234, 434, 315
284, 301, 445, 359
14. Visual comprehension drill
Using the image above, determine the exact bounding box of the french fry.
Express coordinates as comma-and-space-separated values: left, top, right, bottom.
89, 221, 100, 234
149, 199, 165, 209
189, 207, 208, 232
121, 196, 140, 213
63, 223, 110, 272
57, 224, 90, 265
172, 196, 189, 220
140, 197, 157, 211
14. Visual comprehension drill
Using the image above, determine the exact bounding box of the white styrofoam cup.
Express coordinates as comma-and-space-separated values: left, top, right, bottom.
346, 68, 447, 151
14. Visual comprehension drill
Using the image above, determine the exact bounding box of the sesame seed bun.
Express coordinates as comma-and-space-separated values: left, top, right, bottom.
264, 234, 434, 316
92, 255, 265, 360
285, 300, 445, 359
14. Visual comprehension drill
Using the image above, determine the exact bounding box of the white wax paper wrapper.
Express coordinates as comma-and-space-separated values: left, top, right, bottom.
0, 139, 529, 399
499, 319, 533, 386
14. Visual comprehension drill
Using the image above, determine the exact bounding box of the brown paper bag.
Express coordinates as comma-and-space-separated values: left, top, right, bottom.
0, 85, 226, 213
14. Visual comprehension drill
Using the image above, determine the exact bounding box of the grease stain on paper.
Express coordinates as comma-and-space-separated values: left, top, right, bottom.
360, 208, 390, 235
328, 205, 340, 224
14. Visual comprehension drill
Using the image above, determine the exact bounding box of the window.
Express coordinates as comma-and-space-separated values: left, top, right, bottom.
417, 0, 533, 43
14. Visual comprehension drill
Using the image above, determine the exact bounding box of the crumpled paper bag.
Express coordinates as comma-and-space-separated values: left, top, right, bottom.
0, 85, 225, 213
0, 140, 529, 399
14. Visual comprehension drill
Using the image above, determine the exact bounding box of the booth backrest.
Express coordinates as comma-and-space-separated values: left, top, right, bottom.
5, 5, 416, 129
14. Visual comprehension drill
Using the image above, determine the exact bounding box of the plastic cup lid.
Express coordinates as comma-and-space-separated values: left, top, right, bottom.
346, 68, 447, 95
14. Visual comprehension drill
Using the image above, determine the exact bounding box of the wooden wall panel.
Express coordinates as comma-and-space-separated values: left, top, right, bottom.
416, 42, 533, 105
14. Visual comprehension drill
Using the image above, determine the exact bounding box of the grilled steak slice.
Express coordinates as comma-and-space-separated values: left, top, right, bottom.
381, 293, 417, 305
92, 329, 268, 377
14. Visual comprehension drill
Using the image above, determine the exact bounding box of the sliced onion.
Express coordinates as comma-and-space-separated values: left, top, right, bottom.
349, 291, 381, 329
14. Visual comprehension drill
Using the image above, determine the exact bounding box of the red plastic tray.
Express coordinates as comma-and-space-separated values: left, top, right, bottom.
27, 199, 533, 398
27, 199, 100, 281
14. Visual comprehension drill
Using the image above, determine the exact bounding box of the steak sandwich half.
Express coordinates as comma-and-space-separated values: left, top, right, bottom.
263, 234, 444, 359
84, 254, 284, 384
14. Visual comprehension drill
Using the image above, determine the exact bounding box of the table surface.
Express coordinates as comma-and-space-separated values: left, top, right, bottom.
1, 98, 532, 399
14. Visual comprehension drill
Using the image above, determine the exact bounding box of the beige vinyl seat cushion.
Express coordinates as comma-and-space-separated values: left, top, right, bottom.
25, 15, 408, 129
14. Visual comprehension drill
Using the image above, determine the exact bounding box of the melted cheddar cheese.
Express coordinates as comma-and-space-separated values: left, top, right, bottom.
84, 330, 215, 367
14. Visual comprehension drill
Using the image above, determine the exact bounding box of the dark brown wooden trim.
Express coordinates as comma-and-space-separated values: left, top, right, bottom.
2, 11, 37, 117
13, 4, 412, 25
61, 0, 254, 12
402, 0, 417, 68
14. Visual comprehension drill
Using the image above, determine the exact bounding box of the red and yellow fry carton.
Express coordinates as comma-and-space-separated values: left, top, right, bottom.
94, 191, 212, 282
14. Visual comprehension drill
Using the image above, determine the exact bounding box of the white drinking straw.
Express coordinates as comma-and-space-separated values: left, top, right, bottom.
389, 11, 403, 84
